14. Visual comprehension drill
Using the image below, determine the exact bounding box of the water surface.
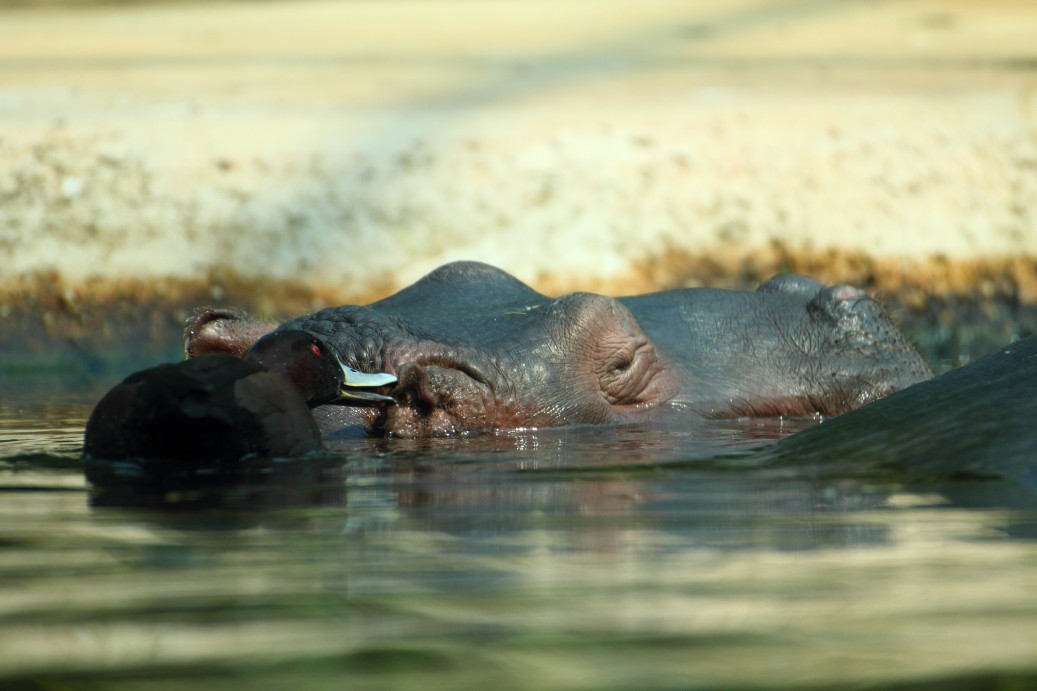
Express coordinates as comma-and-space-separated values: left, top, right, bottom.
2, 382, 1036, 690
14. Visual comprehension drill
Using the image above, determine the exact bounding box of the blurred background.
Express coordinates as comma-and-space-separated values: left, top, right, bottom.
2, 0, 1036, 373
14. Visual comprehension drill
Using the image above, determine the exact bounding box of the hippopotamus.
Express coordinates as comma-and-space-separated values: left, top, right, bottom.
766, 333, 1037, 500
186, 261, 932, 437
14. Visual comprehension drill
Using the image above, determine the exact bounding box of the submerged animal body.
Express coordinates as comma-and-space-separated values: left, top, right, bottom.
83, 331, 396, 461
767, 333, 1037, 493
186, 262, 932, 438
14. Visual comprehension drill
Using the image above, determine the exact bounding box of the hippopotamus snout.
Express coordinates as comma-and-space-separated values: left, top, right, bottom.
379, 362, 495, 437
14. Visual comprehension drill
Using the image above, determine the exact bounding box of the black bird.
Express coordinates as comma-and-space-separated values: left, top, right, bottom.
83, 330, 396, 463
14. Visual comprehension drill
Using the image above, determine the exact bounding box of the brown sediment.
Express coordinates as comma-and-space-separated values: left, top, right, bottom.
0, 271, 356, 363
2, 250, 1036, 370
536, 243, 1037, 304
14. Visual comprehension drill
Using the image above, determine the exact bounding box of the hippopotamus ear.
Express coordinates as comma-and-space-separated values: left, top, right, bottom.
546, 293, 678, 414
756, 273, 826, 298
185, 308, 277, 358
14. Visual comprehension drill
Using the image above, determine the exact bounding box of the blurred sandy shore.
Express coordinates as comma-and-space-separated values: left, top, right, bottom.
2, 0, 1037, 363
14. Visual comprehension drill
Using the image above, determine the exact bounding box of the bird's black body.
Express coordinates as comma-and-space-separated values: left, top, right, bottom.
83, 353, 322, 463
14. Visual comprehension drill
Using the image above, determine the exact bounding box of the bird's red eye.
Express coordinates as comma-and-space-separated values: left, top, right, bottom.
310, 343, 322, 357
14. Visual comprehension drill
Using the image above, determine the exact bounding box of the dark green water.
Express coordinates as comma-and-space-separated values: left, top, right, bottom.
2, 380, 1036, 690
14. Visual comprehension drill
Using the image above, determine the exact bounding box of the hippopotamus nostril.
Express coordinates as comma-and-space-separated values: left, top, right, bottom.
394, 363, 438, 408
184, 307, 277, 358
186, 307, 247, 335
376, 362, 495, 437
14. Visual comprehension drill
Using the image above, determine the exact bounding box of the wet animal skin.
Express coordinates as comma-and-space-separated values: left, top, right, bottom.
186, 262, 932, 438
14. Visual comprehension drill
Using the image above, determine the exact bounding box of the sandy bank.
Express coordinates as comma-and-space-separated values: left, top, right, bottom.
1, 0, 1036, 366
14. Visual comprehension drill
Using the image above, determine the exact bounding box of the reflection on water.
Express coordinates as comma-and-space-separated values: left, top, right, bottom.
1, 390, 1036, 690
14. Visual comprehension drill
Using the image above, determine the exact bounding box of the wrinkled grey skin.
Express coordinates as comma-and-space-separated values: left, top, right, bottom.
766, 333, 1037, 502
186, 261, 932, 437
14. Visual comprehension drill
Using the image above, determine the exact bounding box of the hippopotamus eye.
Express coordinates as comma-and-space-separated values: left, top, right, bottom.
310, 343, 322, 357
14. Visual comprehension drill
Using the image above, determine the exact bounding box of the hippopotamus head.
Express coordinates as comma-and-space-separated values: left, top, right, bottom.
186, 262, 931, 437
